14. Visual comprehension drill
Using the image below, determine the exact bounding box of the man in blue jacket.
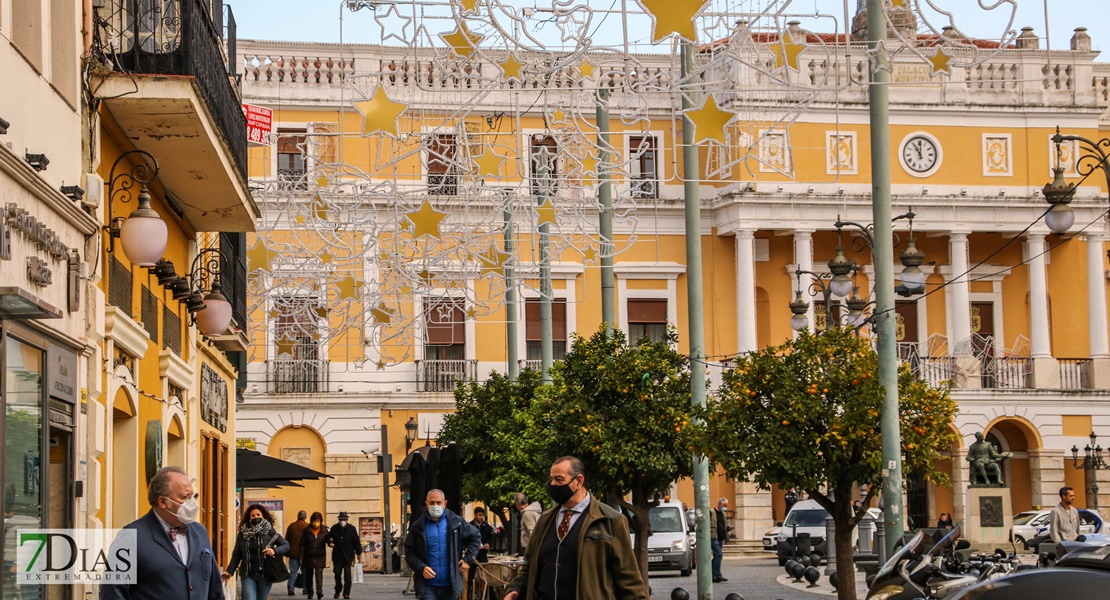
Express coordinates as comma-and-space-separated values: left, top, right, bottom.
101, 466, 223, 600
404, 489, 481, 600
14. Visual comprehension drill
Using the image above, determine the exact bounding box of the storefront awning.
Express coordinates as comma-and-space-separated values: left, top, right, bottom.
0, 287, 62, 320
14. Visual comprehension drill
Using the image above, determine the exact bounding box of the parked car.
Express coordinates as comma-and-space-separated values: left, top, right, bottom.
763, 524, 782, 552
640, 500, 694, 576
775, 499, 880, 565
1012, 508, 1103, 550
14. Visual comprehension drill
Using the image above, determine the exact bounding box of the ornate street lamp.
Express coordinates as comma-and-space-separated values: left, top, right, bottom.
1043, 127, 1110, 241
404, 416, 418, 453
1071, 431, 1110, 510
106, 149, 168, 267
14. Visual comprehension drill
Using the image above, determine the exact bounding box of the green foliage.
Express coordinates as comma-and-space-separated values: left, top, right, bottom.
440, 368, 548, 514
690, 326, 958, 498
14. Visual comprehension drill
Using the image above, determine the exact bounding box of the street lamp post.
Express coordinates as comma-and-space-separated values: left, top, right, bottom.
404, 417, 418, 453
1071, 432, 1110, 510
1043, 128, 1110, 244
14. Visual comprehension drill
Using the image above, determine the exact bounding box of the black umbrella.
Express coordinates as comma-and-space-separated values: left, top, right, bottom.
241, 479, 305, 489
236, 447, 330, 486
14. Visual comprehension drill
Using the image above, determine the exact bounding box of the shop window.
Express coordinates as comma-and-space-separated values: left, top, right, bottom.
109, 256, 133, 314
277, 129, 307, 190
141, 286, 159, 344
525, 298, 567, 360
1, 337, 45, 594
426, 134, 459, 196
530, 135, 559, 197
629, 135, 658, 198
627, 299, 668, 344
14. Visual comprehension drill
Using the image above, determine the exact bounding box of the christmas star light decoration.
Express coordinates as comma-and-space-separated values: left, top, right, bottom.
406, 200, 448, 239
316, 175, 329, 189
685, 93, 734, 145
500, 53, 525, 82
416, 269, 438, 286
320, 250, 335, 264
336, 274, 364, 301
371, 303, 395, 324
247, 241, 276, 273
535, 198, 557, 226
582, 247, 598, 263
928, 48, 952, 75
275, 336, 296, 356
579, 59, 595, 78
459, 0, 480, 12
441, 22, 483, 58
473, 149, 506, 177
354, 87, 407, 137
476, 242, 511, 276
315, 306, 328, 319
551, 107, 567, 123
637, 0, 708, 43
771, 32, 806, 71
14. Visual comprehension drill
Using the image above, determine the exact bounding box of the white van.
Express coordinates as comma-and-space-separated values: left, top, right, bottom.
775, 499, 879, 565
645, 500, 694, 576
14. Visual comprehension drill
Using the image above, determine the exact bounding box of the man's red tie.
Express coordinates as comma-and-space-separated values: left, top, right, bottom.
557, 510, 573, 540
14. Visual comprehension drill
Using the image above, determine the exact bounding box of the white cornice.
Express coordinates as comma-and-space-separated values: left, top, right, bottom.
0, 143, 100, 235
160, 348, 194, 389
105, 306, 150, 358
613, 262, 686, 280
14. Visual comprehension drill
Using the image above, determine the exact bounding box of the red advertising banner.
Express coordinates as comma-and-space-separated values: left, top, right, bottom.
243, 104, 272, 145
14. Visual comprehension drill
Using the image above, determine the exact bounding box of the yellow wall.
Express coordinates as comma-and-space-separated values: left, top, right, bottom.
256, 425, 329, 527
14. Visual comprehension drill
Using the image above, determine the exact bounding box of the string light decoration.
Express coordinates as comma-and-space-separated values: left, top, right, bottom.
244, 0, 1033, 369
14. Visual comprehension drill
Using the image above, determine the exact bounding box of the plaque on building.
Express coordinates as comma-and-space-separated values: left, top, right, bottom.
979, 496, 1003, 528
282, 447, 312, 469
47, 343, 77, 404
200, 363, 228, 432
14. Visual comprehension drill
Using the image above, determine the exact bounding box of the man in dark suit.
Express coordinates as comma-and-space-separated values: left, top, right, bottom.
324, 512, 361, 599
101, 466, 223, 600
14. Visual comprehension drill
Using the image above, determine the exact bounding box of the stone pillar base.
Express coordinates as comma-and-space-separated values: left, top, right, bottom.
1092, 358, 1110, 389
965, 487, 1013, 548
955, 355, 982, 389
733, 479, 773, 541
1032, 356, 1060, 389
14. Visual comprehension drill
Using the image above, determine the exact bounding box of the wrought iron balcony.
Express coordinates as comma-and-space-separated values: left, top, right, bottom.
267, 357, 330, 394
97, 0, 246, 180
416, 359, 477, 392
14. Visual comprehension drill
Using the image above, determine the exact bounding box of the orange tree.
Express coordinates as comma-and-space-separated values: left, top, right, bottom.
687, 327, 957, 600
536, 325, 694, 581
440, 368, 549, 538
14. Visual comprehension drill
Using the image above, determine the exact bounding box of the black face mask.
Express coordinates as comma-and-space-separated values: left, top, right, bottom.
548, 481, 576, 505
250, 518, 263, 527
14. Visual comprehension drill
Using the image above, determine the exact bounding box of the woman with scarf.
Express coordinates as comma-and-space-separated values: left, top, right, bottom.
299, 512, 329, 600
223, 504, 291, 600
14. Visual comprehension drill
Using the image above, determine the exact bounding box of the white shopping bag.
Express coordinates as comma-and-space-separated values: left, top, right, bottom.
354, 565, 364, 583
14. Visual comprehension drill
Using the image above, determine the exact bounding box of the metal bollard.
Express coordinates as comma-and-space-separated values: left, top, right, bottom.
875, 519, 886, 565
858, 514, 874, 554
824, 515, 836, 575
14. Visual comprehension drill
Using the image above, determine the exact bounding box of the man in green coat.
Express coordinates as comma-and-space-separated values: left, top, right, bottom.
503, 456, 647, 600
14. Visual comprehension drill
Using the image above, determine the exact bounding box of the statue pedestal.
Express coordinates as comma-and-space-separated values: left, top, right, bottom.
965, 487, 1013, 548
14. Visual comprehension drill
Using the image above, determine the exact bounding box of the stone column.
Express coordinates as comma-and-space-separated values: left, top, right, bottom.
1026, 234, 1060, 388
948, 233, 980, 387
1028, 448, 1066, 509
950, 447, 969, 528
733, 479, 774, 541
794, 229, 814, 338
735, 230, 758, 353
1088, 233, 1110, 388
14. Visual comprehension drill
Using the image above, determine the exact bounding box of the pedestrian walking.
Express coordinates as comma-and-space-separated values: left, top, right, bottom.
710, 498, 729, 583
286, 510, 309, 596
224, 503, 291, 600
1051, 486, 1079, 543
504, 456, 647, 600
324, 512, 361, 599
101, 466, 223, 600
405, 489, 481, 600
513, 493, 542, 552
300, 512, 329, 600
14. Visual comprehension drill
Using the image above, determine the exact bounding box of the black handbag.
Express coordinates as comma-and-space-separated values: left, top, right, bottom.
294, 572, 305, 589
262, 532, 290, 583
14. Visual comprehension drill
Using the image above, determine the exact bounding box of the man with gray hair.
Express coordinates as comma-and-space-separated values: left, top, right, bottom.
286, 509, 310, 596
514, 493, 542, 551
102, 466, 223, 600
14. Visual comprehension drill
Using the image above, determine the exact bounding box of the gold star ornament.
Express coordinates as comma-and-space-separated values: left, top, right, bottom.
275, 336, 296, 357
336, 274, 364, 301
579, 59, 595, 78
354, 87, 407, 137
685, 93, 735, 145
535, 198, 557, 226
371, 303, 395, 325
247, 241, 276, 273
637, 0, 708, 43
441, 22, 483, 58
500, 53, 525, 82
406, 200, 448, 239
473, 150, 506, 177
928, 48, 952, 75
771, 32, 806, 71
476, 242, 511, 276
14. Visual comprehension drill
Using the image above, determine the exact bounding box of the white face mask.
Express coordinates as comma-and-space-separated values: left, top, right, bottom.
428, 505, 444, 519
165, 497, 201, 525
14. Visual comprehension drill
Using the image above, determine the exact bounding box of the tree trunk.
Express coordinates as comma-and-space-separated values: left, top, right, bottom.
629, 480, 651, 585
833, 515, 858, 600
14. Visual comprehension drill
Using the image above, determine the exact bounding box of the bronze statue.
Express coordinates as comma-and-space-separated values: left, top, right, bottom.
967, 431, 1012, 486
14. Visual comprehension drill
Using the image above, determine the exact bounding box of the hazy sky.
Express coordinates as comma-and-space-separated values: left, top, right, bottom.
228, 0, 1105, 54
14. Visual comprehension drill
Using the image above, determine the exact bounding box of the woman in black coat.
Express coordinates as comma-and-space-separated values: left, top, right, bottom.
299, 512, 330, 600
223, 503, 291, 600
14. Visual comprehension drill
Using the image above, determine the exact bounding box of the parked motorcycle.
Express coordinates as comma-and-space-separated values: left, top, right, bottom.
950, 542, 1110, 599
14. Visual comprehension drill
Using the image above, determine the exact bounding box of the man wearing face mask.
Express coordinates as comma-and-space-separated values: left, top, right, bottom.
404, 489, 481, 600
504, 456, 647, 600
101, 466, 224, 600
323, 512, 362, 599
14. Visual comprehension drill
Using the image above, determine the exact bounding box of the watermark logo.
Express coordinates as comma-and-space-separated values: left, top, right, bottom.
16, 529, 136, 585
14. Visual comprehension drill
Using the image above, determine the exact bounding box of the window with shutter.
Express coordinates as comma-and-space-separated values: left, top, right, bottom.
427, 134, 459, 196
525, 299, 567, 360
629, 135, 658, 198
424, 298, 466, 359
277, 129, 307, 190
627, 298, 667, 343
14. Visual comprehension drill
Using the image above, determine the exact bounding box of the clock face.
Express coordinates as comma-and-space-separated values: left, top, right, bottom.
902, 135, 939, 174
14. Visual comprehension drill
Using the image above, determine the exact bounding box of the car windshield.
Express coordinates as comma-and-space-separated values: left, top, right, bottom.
784, 509, 828, 527
1012, 512, 1040, 526
650, 507, 684, 533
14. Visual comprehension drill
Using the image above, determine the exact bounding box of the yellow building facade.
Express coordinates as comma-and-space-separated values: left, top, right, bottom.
235, 10, 1110, 551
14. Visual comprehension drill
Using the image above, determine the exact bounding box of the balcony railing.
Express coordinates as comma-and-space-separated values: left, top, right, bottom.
416, 359, 477, 392
981, 357, 1032, 389
218, 232, 246, 331
1059, 358, 1094, 390
99, 0, 246, 179
267, 358, 329, 393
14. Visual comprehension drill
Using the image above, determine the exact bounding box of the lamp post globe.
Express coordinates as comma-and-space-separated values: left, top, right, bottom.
789, 291, 810, 332
195, 281, 232, 336
119, 187, 168, 266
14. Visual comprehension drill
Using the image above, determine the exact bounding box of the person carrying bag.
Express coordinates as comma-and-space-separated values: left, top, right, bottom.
224, 503, 291, 600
